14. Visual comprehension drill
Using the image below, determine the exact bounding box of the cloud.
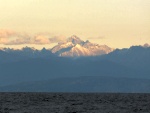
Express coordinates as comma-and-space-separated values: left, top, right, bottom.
0, 37, 8, 44
0, 29, 15, 38
0, 30, 66, 45
0, 29, 16, 44
5, 37, 31, 45
33, 35, 50, 44
5, 35, 51, 45
49, 35, 66, 43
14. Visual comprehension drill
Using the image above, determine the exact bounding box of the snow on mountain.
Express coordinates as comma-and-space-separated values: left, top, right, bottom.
0, 35, 114, 57
51, 35, 113, 57
60, 44, 91, 57
66, 35, 84, 45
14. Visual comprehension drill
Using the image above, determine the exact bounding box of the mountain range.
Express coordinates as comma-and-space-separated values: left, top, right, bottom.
0, 35, 113, 58
51, 35, 113, 57
0, 36, 150, 92
1, 76, 150, 93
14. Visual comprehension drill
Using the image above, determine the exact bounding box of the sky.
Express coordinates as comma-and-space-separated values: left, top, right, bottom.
0, 0, 150, 49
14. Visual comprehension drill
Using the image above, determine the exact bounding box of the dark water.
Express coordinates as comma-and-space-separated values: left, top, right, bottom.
0, 93, 150, 113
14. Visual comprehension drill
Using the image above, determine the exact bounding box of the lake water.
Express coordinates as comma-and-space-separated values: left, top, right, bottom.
0, 93, 149, 113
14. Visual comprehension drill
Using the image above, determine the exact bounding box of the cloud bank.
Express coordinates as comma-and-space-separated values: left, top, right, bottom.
0, 30, 66, 45
0, 30, 16, 44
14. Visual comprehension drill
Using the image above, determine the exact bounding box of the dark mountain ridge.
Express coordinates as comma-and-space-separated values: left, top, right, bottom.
1, 76, 150, 93
0, 44, 150, 92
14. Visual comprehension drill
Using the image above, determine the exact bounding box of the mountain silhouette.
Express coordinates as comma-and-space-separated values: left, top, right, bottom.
0, 76, 150, 93
0, 43, 150, 92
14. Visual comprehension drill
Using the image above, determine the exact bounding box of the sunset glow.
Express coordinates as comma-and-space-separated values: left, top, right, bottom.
0, 0, 150, 49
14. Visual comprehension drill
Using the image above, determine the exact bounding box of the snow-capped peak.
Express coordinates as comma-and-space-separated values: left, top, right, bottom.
67, 35, 84, 45
51, 35, 114, 57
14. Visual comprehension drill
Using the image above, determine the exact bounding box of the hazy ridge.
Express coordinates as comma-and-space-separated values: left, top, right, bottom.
0, 38, 150, 92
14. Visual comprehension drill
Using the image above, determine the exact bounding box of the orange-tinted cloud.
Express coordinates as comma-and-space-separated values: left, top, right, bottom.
33, 35, 50, 44
0, 29, 15, 38
5, 37, 31, 45
0, 29, 16, 44
0, 38, 8, 44
0, 30, 66, 45
49, 35, 66, 43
